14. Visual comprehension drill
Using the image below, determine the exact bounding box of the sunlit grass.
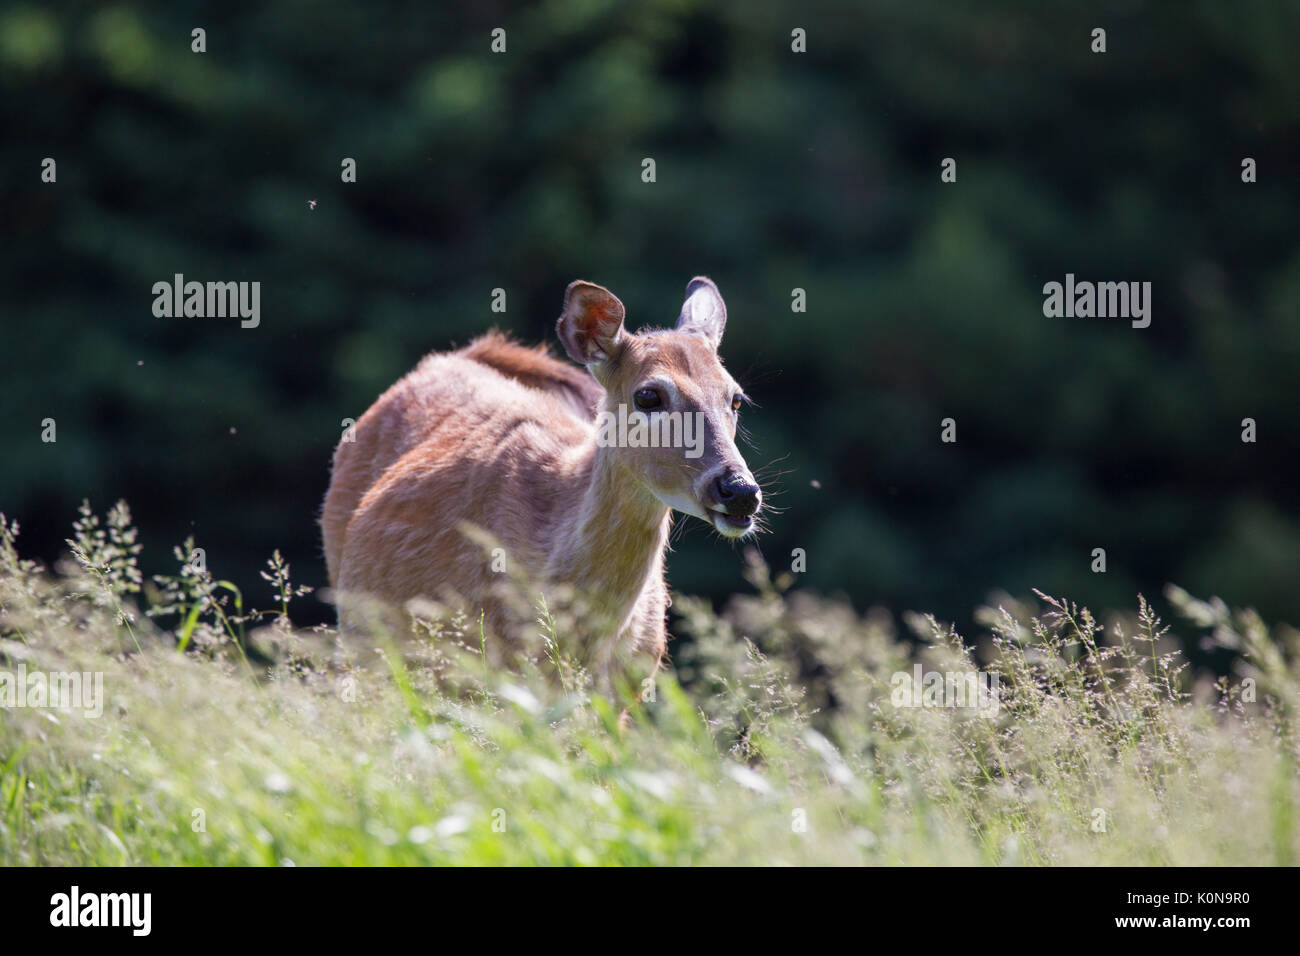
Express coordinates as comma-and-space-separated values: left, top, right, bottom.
1, 503, 1296, 865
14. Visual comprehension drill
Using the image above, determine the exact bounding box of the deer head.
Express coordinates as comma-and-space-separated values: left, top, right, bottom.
557, 277, 762, 537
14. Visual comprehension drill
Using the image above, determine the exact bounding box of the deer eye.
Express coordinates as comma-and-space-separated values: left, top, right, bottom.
634, 387, 662, 410
731, 395, 743, 413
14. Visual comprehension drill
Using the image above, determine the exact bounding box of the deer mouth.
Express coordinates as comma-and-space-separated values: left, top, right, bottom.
709, 506, 757, 537
653, 489, 758, 537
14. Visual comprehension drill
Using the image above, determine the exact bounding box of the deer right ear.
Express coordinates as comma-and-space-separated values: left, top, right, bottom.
675, 276, 726, 349
557, 281, 627, 366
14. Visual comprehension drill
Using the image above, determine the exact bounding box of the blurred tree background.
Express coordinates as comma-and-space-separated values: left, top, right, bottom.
3, 1, 1298, 635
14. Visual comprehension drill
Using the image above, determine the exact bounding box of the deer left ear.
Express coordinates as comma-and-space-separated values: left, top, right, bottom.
557, 280, 627, 366
676, 276, 727, 349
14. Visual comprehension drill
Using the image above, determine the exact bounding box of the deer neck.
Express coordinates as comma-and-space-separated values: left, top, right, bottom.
547, 441, 670, 635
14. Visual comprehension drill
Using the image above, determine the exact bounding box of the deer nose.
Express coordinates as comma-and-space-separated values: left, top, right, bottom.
714, 472, 760, 515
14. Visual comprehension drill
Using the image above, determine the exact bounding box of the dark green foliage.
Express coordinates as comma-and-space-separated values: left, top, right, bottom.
2, 2, 1298, 632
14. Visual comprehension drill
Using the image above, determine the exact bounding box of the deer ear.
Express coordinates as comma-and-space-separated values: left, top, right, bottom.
557, 281, 627, 365
675, 276, 726, 348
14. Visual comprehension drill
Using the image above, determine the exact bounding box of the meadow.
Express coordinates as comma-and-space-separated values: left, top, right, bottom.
1, 501, 1296, 866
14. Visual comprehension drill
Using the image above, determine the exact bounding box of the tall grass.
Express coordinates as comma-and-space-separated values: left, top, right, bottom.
0, 502, 1296, 865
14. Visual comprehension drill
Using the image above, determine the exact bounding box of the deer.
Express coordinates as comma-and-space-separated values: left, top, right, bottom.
320, 277, 762, 698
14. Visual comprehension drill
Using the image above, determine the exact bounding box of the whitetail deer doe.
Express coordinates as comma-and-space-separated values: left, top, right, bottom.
321, 277, 761, 695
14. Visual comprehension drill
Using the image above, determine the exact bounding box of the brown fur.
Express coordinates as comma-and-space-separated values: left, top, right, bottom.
461, 331, 604, 420
321, 278, 759, 695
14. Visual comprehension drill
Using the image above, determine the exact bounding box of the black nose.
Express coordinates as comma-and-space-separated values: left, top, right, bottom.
714, 473, 760, 514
